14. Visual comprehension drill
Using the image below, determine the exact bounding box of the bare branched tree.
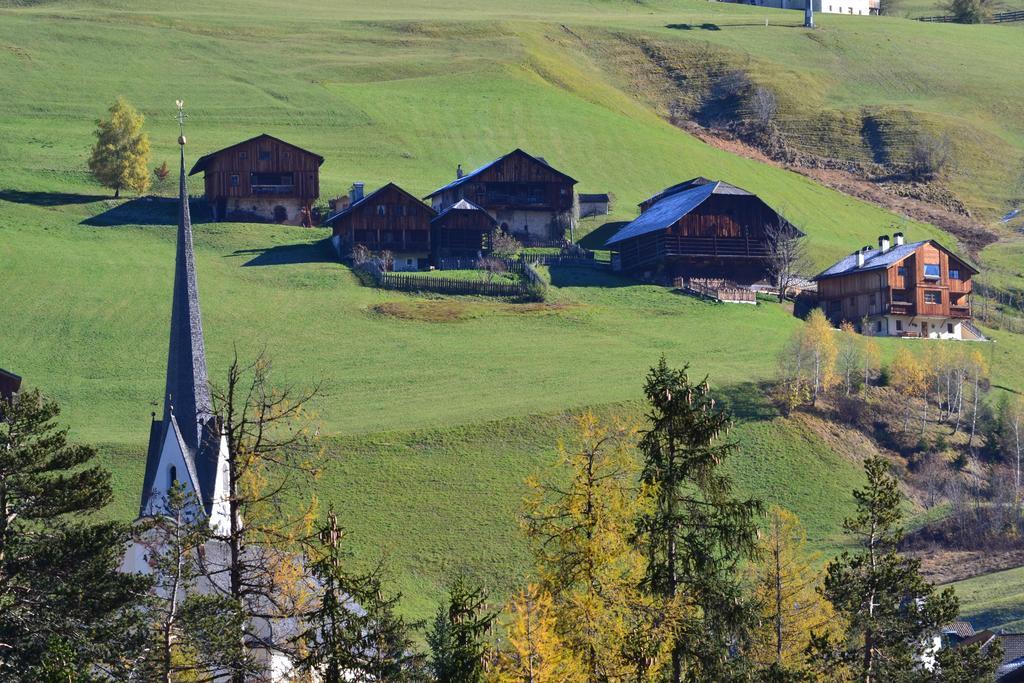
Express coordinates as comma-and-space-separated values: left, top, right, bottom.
203, 348, 323, 681
764, 217, 810, 303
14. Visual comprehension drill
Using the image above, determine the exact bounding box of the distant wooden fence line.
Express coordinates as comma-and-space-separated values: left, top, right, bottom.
356, 257, 546, 299
674, 278, 757, 304
918, 9, 1024, 21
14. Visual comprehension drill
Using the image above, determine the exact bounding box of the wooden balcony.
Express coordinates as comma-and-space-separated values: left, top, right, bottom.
950, 305, 971, 319
251, 184, 295, 196
887, 302, 914, 316
661, 235, 770, 259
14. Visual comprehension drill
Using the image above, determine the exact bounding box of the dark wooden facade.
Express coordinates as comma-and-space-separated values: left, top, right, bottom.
189, 134, 323, 223
609, 180, 790, 283
0, 368, 21, 404
426, 150, 577, 240
816, 238, 975, 336
431, 201, 497, 259
327, 183, 436, 269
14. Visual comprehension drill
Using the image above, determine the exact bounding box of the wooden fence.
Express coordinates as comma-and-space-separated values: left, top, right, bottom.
674, 278, 757, 304
918, 9, 1024, 21
356, 257, 545, 298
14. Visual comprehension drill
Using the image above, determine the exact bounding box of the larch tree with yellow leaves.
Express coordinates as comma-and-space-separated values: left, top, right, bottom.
523, 412, 677, 682
488, 584, 583, 683
748, 507, 839, 675
88, 97, 151, 198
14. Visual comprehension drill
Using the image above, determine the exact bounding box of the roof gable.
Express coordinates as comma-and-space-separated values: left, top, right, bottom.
605, 182, 719, 246
813, 240, 978, 281
189, 134, 324, 175
425, 149, 577, 198
431, 198, 498, 225
325, 182, 436, 224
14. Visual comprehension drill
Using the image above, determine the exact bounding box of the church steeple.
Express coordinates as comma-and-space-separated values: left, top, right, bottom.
139, 102, 226, 520
162, 102, 212, 453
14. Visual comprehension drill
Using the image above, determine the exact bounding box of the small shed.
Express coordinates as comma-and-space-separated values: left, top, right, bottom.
431, 199, 498, 260
0, 368, 21, 403
579, 193, 610, 217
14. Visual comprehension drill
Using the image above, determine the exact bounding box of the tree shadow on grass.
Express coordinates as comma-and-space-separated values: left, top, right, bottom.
716, 382, 780, 423
577, 220, 627, 251
81, 196, 212, 227
665, 22, 722, 30
547, 265, 634, 288
230, 239, 336, 267
0, 189, 109, 207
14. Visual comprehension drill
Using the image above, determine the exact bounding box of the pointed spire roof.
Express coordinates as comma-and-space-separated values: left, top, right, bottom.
139, 128, 221, 517
164, 143, 213, 450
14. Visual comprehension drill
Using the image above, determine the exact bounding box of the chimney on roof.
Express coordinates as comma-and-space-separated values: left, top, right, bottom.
894, 232, 905, 246
350, 182, 364, 203
879, 235, 891, 253
856, 250, 865, 268
456, 164, 464, 179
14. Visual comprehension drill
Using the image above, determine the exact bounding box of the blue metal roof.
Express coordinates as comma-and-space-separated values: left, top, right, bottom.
813, 241, 926, 281
605, 182, 719, 246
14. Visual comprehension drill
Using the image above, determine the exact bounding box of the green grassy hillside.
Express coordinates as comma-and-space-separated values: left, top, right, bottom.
2, 0, 1023, 621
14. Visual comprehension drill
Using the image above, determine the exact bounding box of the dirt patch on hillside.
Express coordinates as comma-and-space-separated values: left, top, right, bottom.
370, 300, 573, 323
909, 549, 1024, 586
677, 122, 999, 255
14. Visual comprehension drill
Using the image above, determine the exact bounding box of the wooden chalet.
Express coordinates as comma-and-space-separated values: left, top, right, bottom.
605, 177, 797, 282
813, 233, 979, 339
430, 199, 497, 259
188, 134, 323, 225
0, 368, 21, 404
425, 149, 577, 243
326, 183, 436, 271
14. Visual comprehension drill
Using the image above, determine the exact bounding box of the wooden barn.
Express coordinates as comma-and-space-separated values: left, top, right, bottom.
188, 134, 323, 225
0, 367, 21, 404
605, 178, 797, 283
431, 199, 497, 260
425, 149, 577, 243
814, 233, 979, 339
325, 183, 436, 271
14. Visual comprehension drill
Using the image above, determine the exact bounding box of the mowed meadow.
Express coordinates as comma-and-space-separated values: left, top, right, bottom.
2, 0, 1024, 619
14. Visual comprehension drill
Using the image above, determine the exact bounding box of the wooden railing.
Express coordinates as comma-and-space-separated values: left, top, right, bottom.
660, 235, 770, 259
674, 278, 757, 303
918, 9, 1023, 21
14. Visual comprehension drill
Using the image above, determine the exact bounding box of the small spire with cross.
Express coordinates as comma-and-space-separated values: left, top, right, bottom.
175, 99, 187, 146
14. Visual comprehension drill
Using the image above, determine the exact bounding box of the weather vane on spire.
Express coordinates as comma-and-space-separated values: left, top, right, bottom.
175, 99, 187, 146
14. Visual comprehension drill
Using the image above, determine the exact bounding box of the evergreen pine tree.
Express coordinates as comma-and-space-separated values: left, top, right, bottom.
811, 456, 1002, 682
635, 358, 762, 683
427, 574, 496, 683
0, 389, 149, 679
298, 510, 425, 682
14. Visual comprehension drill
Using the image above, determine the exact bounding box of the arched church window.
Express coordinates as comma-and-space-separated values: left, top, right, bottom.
169, 465, 178, 488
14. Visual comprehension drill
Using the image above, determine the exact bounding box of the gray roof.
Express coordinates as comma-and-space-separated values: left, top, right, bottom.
605, 181, 720, 246
579, 193, 609, 203
814, 238, 979, 281
639, 177, 749, 207
946, 621, 977, 638
813, 241, 927, 281
140, 145, 220, 517
424, 149, 577, 199
430, 198, 497, 224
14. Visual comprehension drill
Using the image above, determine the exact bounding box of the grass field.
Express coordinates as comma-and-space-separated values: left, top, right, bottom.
2, 0, 1024, 622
